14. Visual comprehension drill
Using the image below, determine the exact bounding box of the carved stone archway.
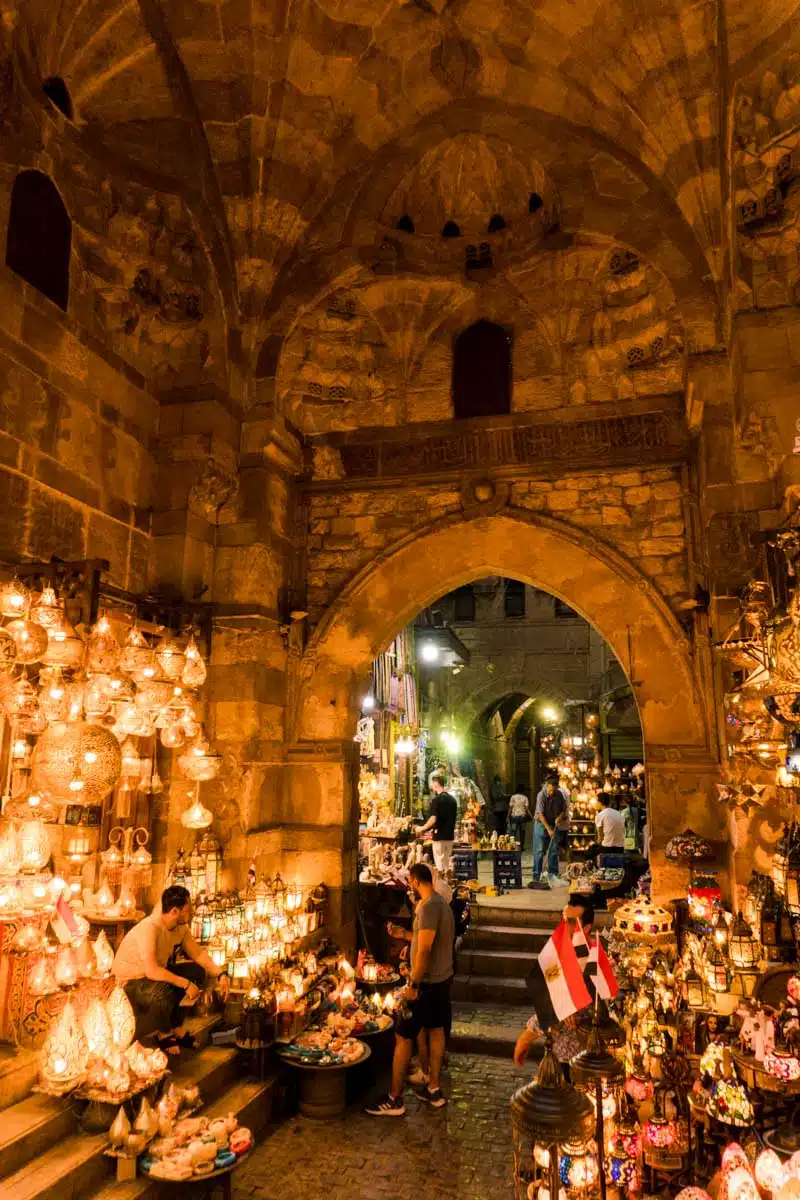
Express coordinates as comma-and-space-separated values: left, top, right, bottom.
285, 509, 720, 920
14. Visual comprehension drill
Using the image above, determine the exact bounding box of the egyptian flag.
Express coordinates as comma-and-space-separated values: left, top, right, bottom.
50, 892, 81, 944
573, 924, 619, 1001
527, 919, 592, 1030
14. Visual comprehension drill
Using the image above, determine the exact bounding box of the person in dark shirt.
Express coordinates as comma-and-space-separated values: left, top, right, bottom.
414, 769, 458, 872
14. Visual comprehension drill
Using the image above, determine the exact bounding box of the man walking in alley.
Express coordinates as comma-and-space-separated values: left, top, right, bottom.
366, 862, 455, 1115
530, 777, 568, 883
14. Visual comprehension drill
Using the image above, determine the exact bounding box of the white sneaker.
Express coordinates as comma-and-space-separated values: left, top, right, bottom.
408, 1067, 429, 1086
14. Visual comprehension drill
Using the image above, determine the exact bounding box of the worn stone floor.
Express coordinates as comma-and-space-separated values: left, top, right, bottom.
451, 1002, 525, 1047
233, 1053, 523, 1200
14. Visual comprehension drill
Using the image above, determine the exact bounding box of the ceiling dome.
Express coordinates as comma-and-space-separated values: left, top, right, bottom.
382, 134, 555, 238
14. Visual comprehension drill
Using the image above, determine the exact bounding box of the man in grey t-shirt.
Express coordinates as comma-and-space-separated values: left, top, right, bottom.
366, 862, 454, 1116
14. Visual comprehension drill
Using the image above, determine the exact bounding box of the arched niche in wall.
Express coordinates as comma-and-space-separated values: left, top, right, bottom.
5, 170, 72, 311
452, 319, 512, 419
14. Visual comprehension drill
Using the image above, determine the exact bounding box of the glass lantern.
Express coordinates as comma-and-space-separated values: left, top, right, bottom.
704, 942, 730, 994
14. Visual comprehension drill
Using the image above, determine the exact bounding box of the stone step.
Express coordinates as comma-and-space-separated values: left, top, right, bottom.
0, 1049, 40, 1113
472, 903, 613, 930
0, 1092, 78, 1181
1, 1129, 109, 1200
461, 924, 552, 952
0, 1045, 239, 1192
456, 948, 539, 980
451, 972, 530, 1005
91, 1078, 275, 1200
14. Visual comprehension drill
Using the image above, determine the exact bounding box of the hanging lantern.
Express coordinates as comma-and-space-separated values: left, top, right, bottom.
18, 818, 51, 872
94, 930, 114, 976
688, 869, 722, 923
181, 787, 213, 830
178, 733, 222, 782
82, 996, 113, 1060
0, 627, 17, 673
33, 721, 122, 802
85, 615, 121, 673
106, 985, 136, 1050
609, 1156, 640, 1190
0, 822, 21, 876
6, 618, 48, 664
0, 575, 29, 618
39, 998, 87, 1094
728, 913, 761, 970
624, 1071, 654, 1103
120, 626, 152, 676
705, 941, 730, 993
182, 636, 207, 688
119, 737, 142, 780
65, 829, 92, 867
54, 945, 79, 989
156, 639, 185, 681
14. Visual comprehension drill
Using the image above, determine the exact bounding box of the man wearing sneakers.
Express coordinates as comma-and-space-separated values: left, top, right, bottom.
366, 862, 454, 1115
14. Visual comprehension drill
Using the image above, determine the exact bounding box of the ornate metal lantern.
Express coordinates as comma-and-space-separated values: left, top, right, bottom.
510, 1040, 594, 1200
728, 912, 761, 971
705, 941, 730, 994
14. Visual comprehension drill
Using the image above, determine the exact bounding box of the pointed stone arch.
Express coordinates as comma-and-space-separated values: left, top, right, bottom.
286, 509, 721, 915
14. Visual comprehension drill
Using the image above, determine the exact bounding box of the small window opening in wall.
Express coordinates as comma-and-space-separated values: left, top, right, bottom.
453, 585, 476, 623
528, 192, 543, 213
5, 170, 72, 310
487, 213, 507, 233
441, 220, 461, 238
504, 579, 525, 618
452, 319, 512, 419
42, 77, 73, 120
396, 214, 414, 233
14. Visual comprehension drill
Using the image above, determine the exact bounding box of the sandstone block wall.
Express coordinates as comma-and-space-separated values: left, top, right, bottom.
304, 463, 691, 630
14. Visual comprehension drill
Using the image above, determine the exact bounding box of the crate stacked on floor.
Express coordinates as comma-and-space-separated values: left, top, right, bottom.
493, 849, 522, 889
452, 846, 479, 882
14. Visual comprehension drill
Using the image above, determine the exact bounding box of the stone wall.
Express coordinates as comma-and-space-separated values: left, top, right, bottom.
0, 267, 157, 588
304, 463, 691, 629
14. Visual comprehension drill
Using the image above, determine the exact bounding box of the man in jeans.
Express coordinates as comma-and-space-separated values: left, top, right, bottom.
530, 778, 568, 883
414, 769, 458, 872
508, 790, 531, 849
367, 863, 455, 1115
113, 885, 229, 1046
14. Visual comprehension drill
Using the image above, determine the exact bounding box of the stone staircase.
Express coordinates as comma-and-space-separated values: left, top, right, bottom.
452, 901, 560, 1006
0, 1017, 275, 1200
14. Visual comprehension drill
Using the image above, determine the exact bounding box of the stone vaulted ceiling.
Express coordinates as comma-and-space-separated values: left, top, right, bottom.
11, 0, 800, 376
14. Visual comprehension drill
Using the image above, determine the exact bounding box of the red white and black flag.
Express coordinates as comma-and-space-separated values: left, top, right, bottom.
527, 919, 592, 1030
573, 924, 619, 1001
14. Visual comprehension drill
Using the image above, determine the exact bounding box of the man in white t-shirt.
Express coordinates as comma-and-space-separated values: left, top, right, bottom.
113, 885, 229, 1046
595, 798, 625, 849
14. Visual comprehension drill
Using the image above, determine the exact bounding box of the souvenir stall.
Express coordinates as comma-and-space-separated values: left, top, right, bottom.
0, 562, 224, 1050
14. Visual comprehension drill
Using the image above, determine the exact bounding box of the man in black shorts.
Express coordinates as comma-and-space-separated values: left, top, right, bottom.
366, 862, 454, 1115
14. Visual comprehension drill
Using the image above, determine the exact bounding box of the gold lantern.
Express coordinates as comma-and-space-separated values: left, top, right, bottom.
0, 627, 17, 672
182, 636, 207, 688
55, 945, 79, 988
5, 618, 48, 664
75, 936, 97, 979
85, 615, 121, 674
0, 822, 22, 875
181, 786, 213, 830
33, 721, 122, 802
0, 575, 29, 618
65, 829, 92, 867
107, 986, 136, 1050
94, 930, 114, 975
28, 954, 58, 996
19, 819, 51, 872
39, 999, 87, 1094
82, 996, 113, 1060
